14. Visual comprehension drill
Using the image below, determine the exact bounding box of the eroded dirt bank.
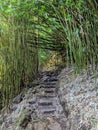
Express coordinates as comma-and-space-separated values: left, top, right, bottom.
0, 66, 98, 130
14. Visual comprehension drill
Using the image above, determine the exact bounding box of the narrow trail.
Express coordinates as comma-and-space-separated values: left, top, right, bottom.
34, 70, 68, 129
0, 67, 69, 130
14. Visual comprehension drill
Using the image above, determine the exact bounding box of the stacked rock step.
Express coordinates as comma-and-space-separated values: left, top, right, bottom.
36, 71, 60, 116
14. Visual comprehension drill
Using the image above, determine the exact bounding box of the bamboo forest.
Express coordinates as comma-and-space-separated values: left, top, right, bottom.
0, 0, 98, 130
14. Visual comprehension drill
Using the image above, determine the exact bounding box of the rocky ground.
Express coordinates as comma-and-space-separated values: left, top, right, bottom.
58, 67, 98, 130
0, 66, 98, 130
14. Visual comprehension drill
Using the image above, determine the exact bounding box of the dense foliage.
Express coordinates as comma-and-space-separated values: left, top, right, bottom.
0, 0, 98, 108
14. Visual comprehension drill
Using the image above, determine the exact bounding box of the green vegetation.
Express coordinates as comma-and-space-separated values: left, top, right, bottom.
0, 0, 98, 109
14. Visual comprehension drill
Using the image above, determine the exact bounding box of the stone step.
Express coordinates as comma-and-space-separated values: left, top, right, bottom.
38, 105, 56, 109
38, 97, 57, 101
44, 88, 55, 91
36, 90, 56, 96
44, 93, 56, 97
40, 108, 56, 114
43, 110, 55, 114
43, 82, 56, 86
38, 102, 53, 106
45, 73, 54, 77
44, 90, 55, 94
37, 95, 56, 99
40, 85, 56, 89
37, 93, 56, 98
44, 77, 58, 82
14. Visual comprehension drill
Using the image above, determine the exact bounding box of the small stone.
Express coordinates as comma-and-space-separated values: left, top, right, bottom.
13, 94, 23, 104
